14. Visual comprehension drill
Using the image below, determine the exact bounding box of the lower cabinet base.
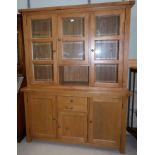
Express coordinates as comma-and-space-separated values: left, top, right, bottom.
23, 88, 129, 154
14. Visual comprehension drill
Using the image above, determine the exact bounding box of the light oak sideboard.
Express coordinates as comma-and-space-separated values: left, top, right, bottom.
19, 1, 135, 153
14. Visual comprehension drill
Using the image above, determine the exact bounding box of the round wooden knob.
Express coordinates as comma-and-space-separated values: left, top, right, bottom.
70, 99, 73, 102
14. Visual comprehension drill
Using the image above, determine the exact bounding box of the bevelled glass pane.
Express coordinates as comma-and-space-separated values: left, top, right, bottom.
95, 40, 119, 60
32, 19, 51, 38
96, 64, 118, 83
33, 65, 53, 81
63, 41, 85, 60
32, 42, 53, 60
96, 15, 120, 36
63, 17, 84, 36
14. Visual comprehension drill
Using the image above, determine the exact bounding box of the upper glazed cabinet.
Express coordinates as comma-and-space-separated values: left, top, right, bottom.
25, 9, 125, 88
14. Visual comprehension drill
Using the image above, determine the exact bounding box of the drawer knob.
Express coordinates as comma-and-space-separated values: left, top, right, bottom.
89, 121, 93, 123
70, 99, 73, 102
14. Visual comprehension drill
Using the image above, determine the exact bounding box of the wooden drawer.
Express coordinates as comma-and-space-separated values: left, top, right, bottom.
57, 96, 87, 112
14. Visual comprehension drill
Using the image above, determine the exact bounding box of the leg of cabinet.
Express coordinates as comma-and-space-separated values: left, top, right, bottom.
24, 94, 32, 142
120, 97, 128, 154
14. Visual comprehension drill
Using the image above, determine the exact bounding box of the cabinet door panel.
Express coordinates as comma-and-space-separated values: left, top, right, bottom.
96, 15, 120, 36
95, 64, 118, 83
33, 64, 53, 81
58, 13, 88, 64
32, 42, 53, 60
95, 40, 119, 60
63, 17, 84, 36
29, 96, 56, 138
63, 41, 85, 60
31, 19, 51, 38
26, 15, 57, 85
90, 10, 125, 87
89, 98, 122, 147
58, 112, 87, 143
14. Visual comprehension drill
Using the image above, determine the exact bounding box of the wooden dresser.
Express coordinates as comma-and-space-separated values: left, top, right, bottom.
19, 1, 134, 153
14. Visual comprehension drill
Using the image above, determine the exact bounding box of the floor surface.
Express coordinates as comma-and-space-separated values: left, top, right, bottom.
17, 133, 137, 155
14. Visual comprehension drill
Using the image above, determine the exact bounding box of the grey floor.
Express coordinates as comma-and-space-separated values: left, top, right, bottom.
17, 133, 137, 155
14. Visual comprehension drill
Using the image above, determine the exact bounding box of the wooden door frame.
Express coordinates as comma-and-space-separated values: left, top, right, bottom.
89, 9, 125, 88
88, 97, 122, 148
58, 111, 87, 143
25, 94, 57, 140
57, 13, 89, 65
23, 14, 58, 86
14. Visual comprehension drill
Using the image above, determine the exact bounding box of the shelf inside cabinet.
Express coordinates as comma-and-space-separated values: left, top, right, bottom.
59, 66, 89, 86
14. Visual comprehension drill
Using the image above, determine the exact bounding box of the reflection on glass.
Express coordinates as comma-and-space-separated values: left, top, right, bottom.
96, 64, 118, 83
32, 19, 51, 38
95, 40, 118, 60
32, 42, 52, 60
63, 41, 85, 60
63, 17, 84, 36
33, 65, 53, 81
96, 15, 120, 36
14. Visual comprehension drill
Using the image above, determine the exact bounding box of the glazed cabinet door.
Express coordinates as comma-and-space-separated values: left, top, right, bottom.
58, 13, 89, 65
58, 111, 87, 143
89, 96, 122, 148
90, 10, 125, 87
28, 95, 56, 139
25, 14, 57, 85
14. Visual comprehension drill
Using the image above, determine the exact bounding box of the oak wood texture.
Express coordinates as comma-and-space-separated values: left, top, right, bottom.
58, 13, 89, 65
28, 95, 56, 139
20, 1, 134, 154
90, 9, 125, 88
57, 96, 87, 113
19, 1, 135, 13
88, 96, 122, 148
58, 111, 87, 143
24, 14, 58, 86
128, 59, 137, 69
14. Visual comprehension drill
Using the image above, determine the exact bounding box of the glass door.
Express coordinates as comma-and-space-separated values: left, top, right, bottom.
27, 15, 57, 85
90, 10, 125, 87
58, 13, 89, 65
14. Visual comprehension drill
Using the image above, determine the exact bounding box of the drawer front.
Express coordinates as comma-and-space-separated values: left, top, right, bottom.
57, 96, 87, 112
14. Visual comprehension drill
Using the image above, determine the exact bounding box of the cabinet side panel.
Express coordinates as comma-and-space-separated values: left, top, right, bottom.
123, 7, 131, 88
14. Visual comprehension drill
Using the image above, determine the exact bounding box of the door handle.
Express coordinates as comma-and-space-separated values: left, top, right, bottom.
65, 106, 73, 110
